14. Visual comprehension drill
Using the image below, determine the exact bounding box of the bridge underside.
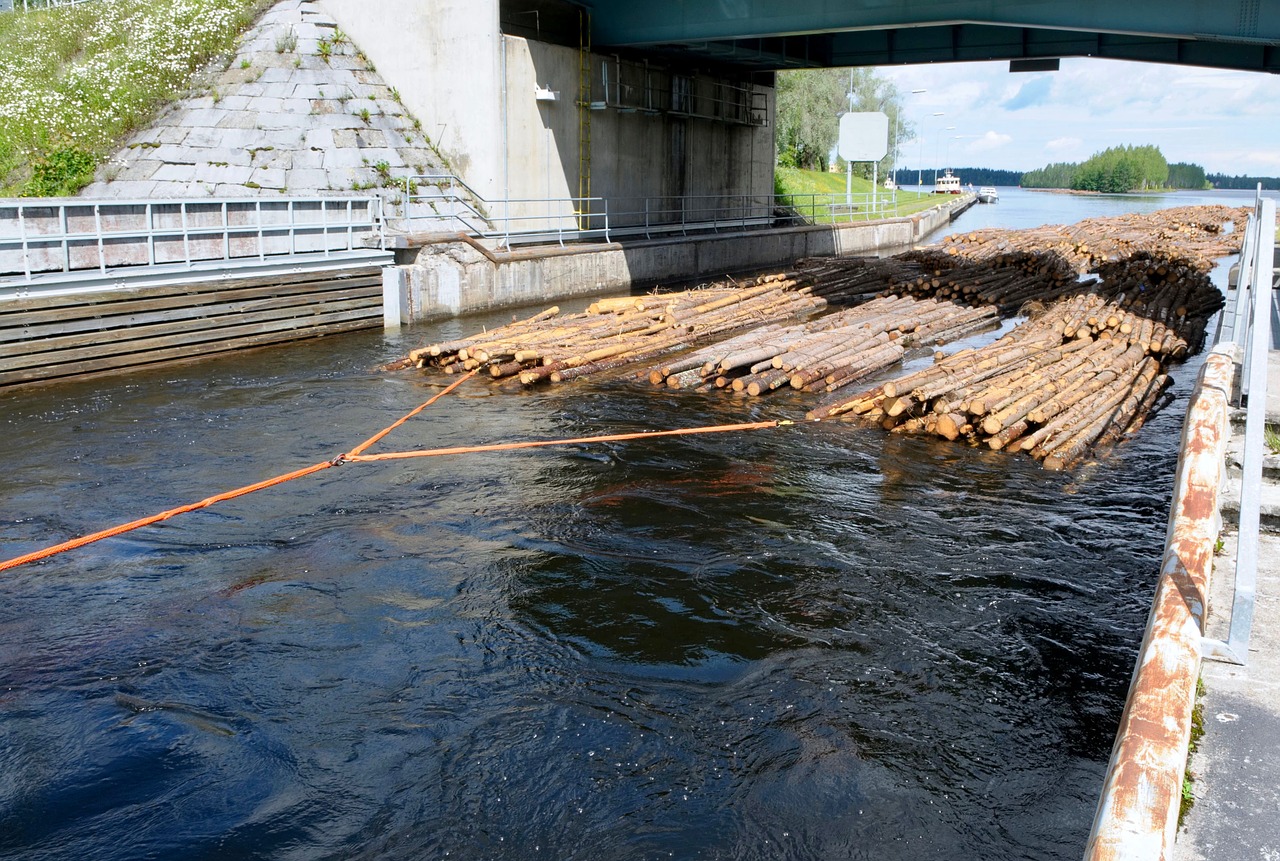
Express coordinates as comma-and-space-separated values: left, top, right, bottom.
568, 0, 1280, 74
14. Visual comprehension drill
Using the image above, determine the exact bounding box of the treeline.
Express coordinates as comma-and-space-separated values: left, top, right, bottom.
1022, 145, 1172, 192
1208, 173, 1280, 191
894, 167, 1022, 186
1020, 146, 1219, 192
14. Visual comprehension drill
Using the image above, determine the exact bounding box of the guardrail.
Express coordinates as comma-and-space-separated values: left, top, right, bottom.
1205, 187, 1276, 665
401, 175, 922, 247
403, 174, 608, 248
1084, 188, 1275, 861
0, 196, 385, 286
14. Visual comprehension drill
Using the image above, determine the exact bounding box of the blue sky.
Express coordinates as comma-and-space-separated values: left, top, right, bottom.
880, 58, 1280, 176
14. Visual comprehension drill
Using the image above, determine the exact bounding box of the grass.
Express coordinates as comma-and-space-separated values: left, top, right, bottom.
0, 0, 274, 196
1265, 423, 1280, 454
1180, 676, 1208, 829
774, 166, 943, 223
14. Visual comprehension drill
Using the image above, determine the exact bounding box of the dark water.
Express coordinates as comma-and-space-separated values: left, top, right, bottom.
0, 191, 1244, 860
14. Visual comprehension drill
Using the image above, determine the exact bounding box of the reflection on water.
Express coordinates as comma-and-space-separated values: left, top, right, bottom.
0, 193, 1229, 860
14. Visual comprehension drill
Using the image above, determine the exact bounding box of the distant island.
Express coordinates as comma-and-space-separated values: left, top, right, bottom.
897, 145, 1280, 192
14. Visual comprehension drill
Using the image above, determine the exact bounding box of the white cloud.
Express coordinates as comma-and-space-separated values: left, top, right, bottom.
882, 58, 1280, 175
966, 131, 1012, 153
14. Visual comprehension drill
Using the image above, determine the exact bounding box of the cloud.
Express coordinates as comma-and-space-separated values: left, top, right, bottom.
1002, 76, 1052, 111
966, 131, 1012, 153
1046, 137, 1082, 154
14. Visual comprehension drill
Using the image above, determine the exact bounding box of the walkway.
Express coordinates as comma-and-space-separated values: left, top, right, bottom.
1178, 345, 1280, 856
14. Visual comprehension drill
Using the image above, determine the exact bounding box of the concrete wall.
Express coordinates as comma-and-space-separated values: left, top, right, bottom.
385, 197, 971, 325
316, 2, 774, 224
318, 0, 504, 199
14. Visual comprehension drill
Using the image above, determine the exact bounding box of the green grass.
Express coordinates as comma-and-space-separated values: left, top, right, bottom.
774, 166, 942, 222
0, 0, 274, 196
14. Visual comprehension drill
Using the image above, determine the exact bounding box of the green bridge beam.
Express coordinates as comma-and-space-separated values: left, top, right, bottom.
573, 0, 1280, 73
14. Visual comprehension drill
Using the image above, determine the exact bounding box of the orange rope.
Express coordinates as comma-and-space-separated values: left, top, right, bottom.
0, 375, 478, 573
0, 366, 793, 574
345, 420, 788, 462
0, 460, 335, 573
346, 371, 477, 457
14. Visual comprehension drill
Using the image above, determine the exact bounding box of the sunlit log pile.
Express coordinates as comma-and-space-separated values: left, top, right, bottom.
408, 273, 827, 386
938, 205, 1247, 272
644, 294, 998, 395
807, 254, 1224, 469
403, 204, 1247, 469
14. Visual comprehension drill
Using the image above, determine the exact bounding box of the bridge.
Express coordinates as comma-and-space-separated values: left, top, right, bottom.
554, 0, 1280, 73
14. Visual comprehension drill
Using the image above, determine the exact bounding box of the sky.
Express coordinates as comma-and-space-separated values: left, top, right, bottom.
879, 58, 1280, 176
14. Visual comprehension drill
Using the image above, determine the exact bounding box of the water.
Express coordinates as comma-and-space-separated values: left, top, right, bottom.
0, 190, 1247, 860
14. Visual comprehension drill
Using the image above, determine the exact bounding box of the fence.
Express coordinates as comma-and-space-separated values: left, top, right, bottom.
0, 196, 385, 289
402, 174, 924, 247
1205, 186, 1277, 665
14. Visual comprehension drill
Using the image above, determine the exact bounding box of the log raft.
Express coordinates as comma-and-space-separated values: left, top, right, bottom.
404, 204, 1246, 469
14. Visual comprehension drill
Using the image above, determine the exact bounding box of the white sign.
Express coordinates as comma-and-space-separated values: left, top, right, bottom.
838, 111, 889, 162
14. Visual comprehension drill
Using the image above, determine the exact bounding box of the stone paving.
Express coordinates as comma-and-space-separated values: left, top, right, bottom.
81, 0, 448, 206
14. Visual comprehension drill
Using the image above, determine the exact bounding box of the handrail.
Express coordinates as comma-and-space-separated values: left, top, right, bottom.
1204, 186, 1276, 665
400, 174, 930, 247
0, 196, 385, 283
403, 174, 609, 248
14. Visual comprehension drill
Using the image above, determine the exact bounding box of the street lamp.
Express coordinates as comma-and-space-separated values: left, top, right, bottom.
944, 135, 962, 172
893, 89, 926, 190
933, 126, 955, 184
918, 112, 943, 187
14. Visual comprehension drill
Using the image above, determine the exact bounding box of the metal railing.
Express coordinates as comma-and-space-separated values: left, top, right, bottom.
0, 196, 385, 285
403, 174, 608, 248
401, 175, 930, 247
1205, 186, 1277, 665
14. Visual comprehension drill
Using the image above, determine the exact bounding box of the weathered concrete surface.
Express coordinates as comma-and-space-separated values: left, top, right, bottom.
81, 0, 447, 201
318, 0, 774, 217
1178, 348, 1280, 861
1085, 348, 1233, 861
386, 199, 965, 324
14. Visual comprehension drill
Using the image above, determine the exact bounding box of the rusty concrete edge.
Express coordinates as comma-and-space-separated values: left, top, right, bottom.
1083, 346, 1234, 861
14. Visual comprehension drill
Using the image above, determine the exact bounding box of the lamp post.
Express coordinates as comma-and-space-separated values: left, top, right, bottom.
933, 126, 955, 184
918, 112, 942, 187
892, 88, 926, 193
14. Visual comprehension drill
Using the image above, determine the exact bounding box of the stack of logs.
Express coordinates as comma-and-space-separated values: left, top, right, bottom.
939, 205, 1247, 273
403, 204, 1247, 470
809, 253, 1224, 469
408, 273, 827, 386
645, 295, 997, 395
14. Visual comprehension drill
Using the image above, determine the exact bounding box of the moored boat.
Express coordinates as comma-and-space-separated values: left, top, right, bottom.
933, 170, 962, 194
977, 186, 999, 203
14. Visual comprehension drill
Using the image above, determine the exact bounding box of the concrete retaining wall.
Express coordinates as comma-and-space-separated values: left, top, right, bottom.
384, 197, 968, 325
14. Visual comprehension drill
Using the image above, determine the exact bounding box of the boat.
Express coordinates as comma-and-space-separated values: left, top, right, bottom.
977, 186, 999, 203
933, 169, 962, 194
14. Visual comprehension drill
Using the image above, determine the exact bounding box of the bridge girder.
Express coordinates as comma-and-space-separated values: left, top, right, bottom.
572, 0, 1280, 74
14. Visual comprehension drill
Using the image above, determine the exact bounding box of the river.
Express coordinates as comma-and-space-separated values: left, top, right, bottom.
0, 188, 1268, 860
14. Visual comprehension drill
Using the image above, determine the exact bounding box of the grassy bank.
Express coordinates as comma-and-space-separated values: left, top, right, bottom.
775, 166, 941, 221
0, 0, 272, 196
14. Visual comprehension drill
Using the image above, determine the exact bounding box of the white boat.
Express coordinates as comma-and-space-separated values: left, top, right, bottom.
933, 170, 962, 194
977, 186, 999, 203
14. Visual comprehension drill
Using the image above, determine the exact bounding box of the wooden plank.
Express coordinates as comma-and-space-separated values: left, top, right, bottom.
0, 280, 380, 345
0, 298, 381, 373
0, 308, 381, 386
0, 288, 381, 363
0, 265, 383, 314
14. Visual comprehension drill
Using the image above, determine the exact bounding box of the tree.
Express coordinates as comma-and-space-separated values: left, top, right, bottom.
775, 68, 911, 176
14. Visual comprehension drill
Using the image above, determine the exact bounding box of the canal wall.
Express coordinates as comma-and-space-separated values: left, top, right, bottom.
383, 196, 971, 325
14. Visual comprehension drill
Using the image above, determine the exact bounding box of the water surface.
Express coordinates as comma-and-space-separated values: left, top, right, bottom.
0, 191, 1245, 860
